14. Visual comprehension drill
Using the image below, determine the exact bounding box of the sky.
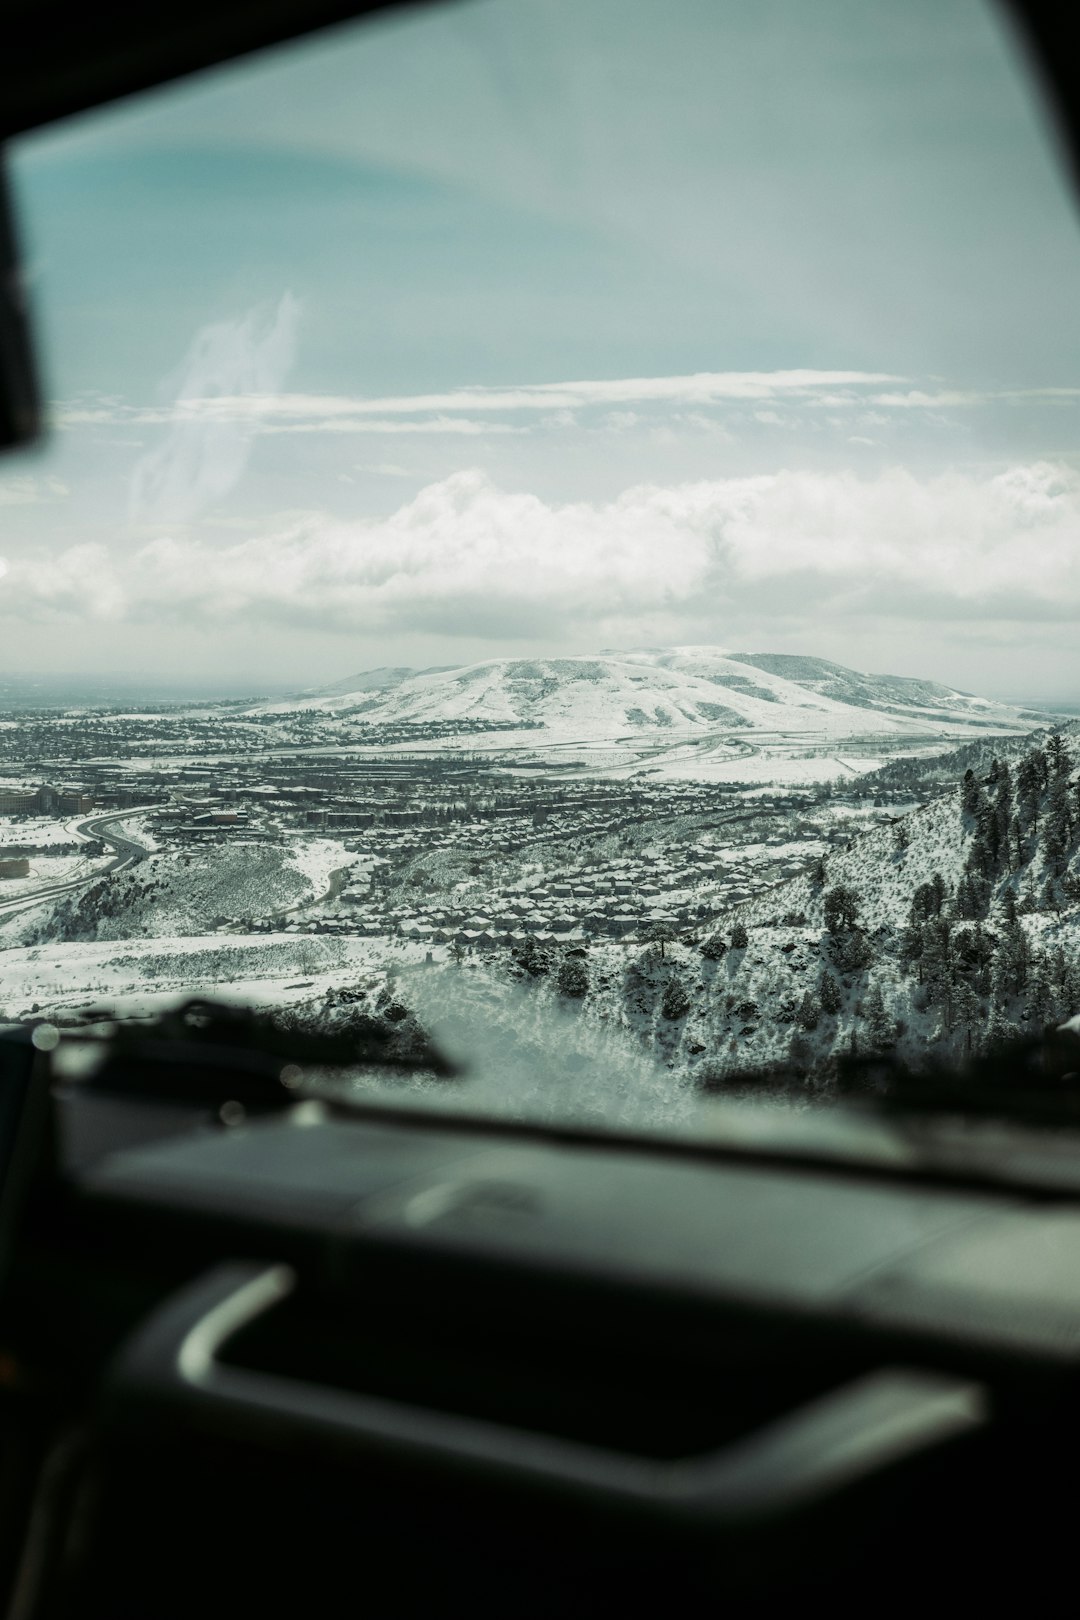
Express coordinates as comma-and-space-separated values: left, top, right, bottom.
2, 0, 1080, 701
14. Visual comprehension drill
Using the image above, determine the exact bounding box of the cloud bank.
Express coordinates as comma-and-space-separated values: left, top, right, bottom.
3, 462, 1077, 639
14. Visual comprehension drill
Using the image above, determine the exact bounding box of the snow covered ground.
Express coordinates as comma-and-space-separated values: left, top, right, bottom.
255, 650, 1038, 751
0, 931, 434, 1021
0, 816, 85, 847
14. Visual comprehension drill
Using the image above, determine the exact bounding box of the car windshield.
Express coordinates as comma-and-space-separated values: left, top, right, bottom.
0, 0, 1078, 1139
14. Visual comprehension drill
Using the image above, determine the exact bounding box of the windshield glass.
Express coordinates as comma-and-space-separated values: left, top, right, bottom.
1, 0, 1078, 1136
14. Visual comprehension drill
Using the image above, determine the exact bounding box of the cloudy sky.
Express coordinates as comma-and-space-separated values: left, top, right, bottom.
2, 0, 1080, 700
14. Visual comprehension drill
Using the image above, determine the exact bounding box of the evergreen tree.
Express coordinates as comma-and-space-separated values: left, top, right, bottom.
1027, 957, 1055, 1029
644, 921, 678, 959
995, 917, 1030, 996
986, 1003, 1021, 1053
661, 973, 691, 1020
961, 769, 983, 817
893, 820, 910, 853
863, 980, 895, 1049
823, 883, 861, 936
514, 936, 551, 978
1017, 751, 1044, 831
899, 921, 925, 976
730, 921, 749, 950
1017, 881, 1038, 916
909, 873, 948, 924
832, 927, 874, 973
1044, 775, 1073, 875
797, 989, 821, 1031
700, 932, 728, 961
556, 954, 590, 999
921, 917, 957, 1022
995, 764, 1014, 854
1047, 730, 1070, 777
1007, 815, 1024, 872
952, 977, 980, 1051
819, 969, 843, 1014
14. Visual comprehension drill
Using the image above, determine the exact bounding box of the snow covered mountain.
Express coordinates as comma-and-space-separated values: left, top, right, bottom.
263, 649, 1038, 743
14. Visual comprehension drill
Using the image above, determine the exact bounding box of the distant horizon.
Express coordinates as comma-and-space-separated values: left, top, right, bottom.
0, 645, 1076, 714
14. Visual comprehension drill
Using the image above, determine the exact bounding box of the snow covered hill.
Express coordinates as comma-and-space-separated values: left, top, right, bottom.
492, 725, 1080, 1093
258, 649, 1038, 745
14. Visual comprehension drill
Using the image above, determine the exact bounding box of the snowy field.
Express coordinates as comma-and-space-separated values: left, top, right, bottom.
0, 931, 430, 1021
0, 816, 87, 847
0, 853, 114, 902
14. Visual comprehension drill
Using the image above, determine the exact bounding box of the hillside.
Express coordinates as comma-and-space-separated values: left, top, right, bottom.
726, 653, 1016, 719
258, 649, 1039, 745
33, 839, 356, 942
477, 727, 1080, 1092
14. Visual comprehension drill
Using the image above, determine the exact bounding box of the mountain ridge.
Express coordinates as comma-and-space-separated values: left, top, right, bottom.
261, 647, 1048, 744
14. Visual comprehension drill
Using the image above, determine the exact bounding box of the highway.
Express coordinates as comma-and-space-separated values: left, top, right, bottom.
0, 809, 152, 921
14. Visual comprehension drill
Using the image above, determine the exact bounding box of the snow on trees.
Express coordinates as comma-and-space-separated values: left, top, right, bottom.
819, 970, 843, 1014
823, 884, 861, 936
556, 954, 590, 999
661, 974, 691, 1020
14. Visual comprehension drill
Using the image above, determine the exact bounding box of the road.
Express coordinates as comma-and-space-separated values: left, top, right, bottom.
0, 809, 153, 922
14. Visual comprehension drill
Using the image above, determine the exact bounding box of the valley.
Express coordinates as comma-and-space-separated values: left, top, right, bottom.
0, 647, 1075, 1130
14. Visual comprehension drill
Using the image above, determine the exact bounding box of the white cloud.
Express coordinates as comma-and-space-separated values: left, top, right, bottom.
60, 369, 903, 433
1, 462, 1077, 639
261, 415, 521, 435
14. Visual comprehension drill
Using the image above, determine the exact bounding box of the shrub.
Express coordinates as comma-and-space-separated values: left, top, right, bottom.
557, 955, 590, 999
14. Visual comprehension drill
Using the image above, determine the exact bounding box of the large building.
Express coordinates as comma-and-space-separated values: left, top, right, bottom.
0, 784, 94, 816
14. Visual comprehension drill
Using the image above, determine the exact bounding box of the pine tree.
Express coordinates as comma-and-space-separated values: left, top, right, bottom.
986, 1002, 1021, 1053
995, 763, 1013, 853
893, 820, 910, 853
1044, 775, 1073, 875
1007, 815, 1023, 872
1027, 958, 1055, 1029
556, 955, 590, 999
819, 969, 843, 1014
700, 932, 728, 961
863, 980, 895, 1049
731, 921, 749, 949
823, 883, 861, 936
514, 936, 550, 978
996, 917, 1030, 996
1017, 751, 1044, 831
833, 927, 874, 973
644, 921, 678, 959
952, 978, 980, 1056
797, 989, 821, 1031
661, 974, 691, 1020
921, 917, 957, 1021
961, 769, 983, 817
1047, 730, 1070, 777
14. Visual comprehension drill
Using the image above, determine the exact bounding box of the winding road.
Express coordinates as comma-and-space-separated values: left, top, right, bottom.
0, 809, 153, 922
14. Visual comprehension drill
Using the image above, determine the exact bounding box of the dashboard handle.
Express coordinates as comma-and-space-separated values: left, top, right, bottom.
107, 1260, 987, 1524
